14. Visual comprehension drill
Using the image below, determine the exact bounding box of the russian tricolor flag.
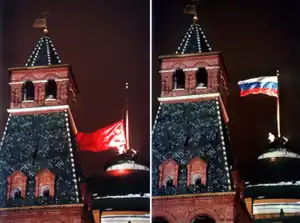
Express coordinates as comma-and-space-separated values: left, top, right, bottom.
238, 76, 278, 97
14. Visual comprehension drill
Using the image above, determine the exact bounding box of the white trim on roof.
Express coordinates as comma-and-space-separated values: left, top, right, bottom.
101, 215, 150, 222
7, 105, 69, 113
9, 78, 69, 85
159, 66, 220, 74
258, 150, 300, 160
247, 181, 300, 187
106, 161, 149, 172
94, 193, 150, 199
158, 93, 220, 102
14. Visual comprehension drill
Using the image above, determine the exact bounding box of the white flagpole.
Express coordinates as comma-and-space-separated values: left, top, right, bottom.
125, 82, 130, 149
276, 70, 281, 137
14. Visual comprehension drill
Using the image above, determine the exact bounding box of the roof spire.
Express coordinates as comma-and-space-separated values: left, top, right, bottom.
177, 0, 212, 54
25, 13, 62, 67
33, 12, 49, 34
184, 0, 200, 23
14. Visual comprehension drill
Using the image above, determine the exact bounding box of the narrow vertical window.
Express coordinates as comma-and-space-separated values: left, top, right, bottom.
196, 67, 208, 88
172, 69, 185, 89
45, 79, 57, 99
187, 157, 207, 187
7, 171, 27, 200
35, 169, 55, 198
159, 159, 179, 188
22, 81, 35, 101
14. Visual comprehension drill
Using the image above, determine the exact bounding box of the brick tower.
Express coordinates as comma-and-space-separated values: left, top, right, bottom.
0, 23, 86, 222
151, 4, 251, 223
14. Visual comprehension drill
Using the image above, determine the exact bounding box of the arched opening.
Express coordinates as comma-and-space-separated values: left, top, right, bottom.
152, 217, 169, 223
45, 79, 57, 99
196, 68, 208, 88
191, 215, 215, 223
192, 174, 202, 186
172, 69, 185, 89
22, 81, 35, 101
165, 176, 174, 187
11, 188, 21, 199
159, 158, 179, 188
40, 185, 50, 197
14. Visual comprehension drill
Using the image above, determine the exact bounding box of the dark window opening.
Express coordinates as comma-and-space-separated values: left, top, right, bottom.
42, 188, 50, 197
12, 188, 21, 199
45, 79, 57, 99
196, 68, 208, 88
22, 81, 35, 101
173, 69, 185, 89
166, 176, 173, 187
152, 217, 169, 223
192, 215, 215, 223
195, 177, 202, 186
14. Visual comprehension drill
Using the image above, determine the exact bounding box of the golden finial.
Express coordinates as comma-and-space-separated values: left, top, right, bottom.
33, 12, 49, 34
184, 0, 200, 23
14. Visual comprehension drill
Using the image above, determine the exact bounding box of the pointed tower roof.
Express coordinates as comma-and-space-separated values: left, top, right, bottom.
25, 35, 62, 67
176, 6, 212, 54
25, 16, 62, 67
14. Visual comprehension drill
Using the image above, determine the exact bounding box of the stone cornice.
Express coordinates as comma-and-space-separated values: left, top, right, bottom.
0, 203, 84, 212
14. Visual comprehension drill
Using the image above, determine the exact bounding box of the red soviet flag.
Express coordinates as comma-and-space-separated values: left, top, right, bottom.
76, 120, 127, 153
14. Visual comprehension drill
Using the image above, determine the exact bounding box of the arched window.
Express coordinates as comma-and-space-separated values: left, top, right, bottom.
152, 217, 169, 223
35, 169, 55, 198
11, 188, 21, 199
187, 157, 207, 187
45, 79, 57, 99
22, 81, 35, 101
159, 159, 179, 188
196, 68, 208, 88
191, 215, 215, 223
7, 170, 27, 200
172, 69, 185, 89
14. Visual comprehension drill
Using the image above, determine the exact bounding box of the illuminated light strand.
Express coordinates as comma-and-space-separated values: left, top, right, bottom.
151, 103, 162, 135
215, 100, 231, 190
0, 114, 12, 149
25, 36, 61, 67
64, 110, 80, 203
175, 23, 212, 54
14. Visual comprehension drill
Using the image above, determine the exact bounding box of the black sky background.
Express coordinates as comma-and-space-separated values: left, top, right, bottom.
0, 0, 149, 178
153, 0, 300, 172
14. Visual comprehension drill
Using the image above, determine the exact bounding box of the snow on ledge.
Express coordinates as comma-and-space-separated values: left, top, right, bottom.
101, 216, 150, 222
158, 93, 220, 102
7, 105, 69, 113
94, 193, 150, 199
106, 161, 149, 171
246, 181, 300, 187
253, 203, 300, 215
258, 150, 300, 160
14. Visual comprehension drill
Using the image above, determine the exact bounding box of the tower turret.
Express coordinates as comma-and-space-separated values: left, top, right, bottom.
152, 2, 251, 222
0, 17, 85, 222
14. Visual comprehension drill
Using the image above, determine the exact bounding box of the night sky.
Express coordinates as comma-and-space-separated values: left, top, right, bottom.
1, 0, 300, 180
153, 0, 300, 172
0, 0, 149, 178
